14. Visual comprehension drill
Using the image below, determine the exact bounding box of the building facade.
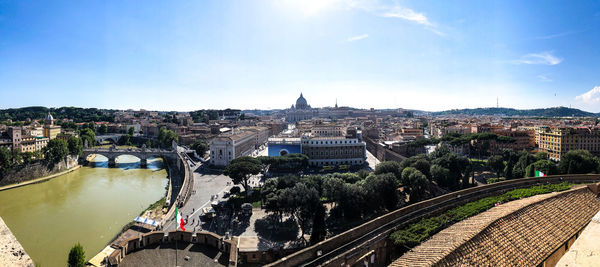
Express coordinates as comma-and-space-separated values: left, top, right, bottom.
300, 135, 366, 166
537, 127, 600, 161
43, 113, 61, 139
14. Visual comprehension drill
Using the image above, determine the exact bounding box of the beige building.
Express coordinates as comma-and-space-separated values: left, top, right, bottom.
43, 113, 61, 139
209, 130, 257, 167
537, 127, 600, 161
5, 127, 49, 153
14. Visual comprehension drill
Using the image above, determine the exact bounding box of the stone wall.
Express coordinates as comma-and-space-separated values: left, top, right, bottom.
107, 230, 236, 267
364, 137, 407, 163
0, 155, 78, 186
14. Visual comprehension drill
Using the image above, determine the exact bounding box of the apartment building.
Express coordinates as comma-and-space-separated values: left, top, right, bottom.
537, 127, 600, 161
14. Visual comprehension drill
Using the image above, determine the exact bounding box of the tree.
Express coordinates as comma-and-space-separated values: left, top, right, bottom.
512, 151, 536, 178
67, 137, 83, 156
364, 173, 400, 211
401, 167, 429, 203
98, 124, 107, 135
558, 150, 599, 174
430, 164, 451, 187
0, 147, 13, 175
21, 151, 34, 165
309, 204, 327, 245
280, 183, 321, 243
86, 122, 96, 132
158, 126, 178, 148
487, 155, 504, 178
322, 177, 345, 207
43, 139, 69, 164
223, 157, 261, 197
128, 126, 135, 136
190, 140, 209, 157
374, 161, 403, 181
79, 128, 96, 147
431, 152, 470, 190
67, 243, 85, 267
504, 160, 514, 179
118, 134, 131, 146
534, 151, 549, 161
10, 148, 22, 165
338, 183, 365, 219
411, 159, 431, 180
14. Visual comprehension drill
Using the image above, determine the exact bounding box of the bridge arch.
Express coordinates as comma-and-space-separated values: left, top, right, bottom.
81, 147, 176, 168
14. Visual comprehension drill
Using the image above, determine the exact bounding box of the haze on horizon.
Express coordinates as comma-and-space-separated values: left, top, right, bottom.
1, 0, 600, 112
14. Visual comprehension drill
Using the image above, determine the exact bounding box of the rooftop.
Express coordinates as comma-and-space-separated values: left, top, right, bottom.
391, 186, 600, 267
557, 210, 600, 266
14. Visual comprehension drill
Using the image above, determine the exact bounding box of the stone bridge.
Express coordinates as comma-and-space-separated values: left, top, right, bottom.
82, 145, 177, 168
95, 134, 125, 144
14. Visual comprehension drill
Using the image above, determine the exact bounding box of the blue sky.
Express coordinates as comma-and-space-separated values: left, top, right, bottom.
1, 0, 600, 112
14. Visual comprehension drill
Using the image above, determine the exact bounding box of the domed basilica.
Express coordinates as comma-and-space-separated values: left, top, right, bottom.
286, 93, 316, 122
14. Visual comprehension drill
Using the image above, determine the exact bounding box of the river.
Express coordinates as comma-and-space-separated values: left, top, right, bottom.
0, 155, 168, 267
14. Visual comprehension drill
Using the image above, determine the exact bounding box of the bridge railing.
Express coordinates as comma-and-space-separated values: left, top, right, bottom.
266, 174, 600, 267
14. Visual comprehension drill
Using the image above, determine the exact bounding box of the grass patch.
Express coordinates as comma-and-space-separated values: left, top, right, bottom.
139, 197, 166, 216
228, 187, 262, 209
390, 182, 572, 249
486, 177, 506, 184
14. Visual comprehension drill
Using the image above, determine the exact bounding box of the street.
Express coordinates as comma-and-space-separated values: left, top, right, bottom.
163, 164, 233, 231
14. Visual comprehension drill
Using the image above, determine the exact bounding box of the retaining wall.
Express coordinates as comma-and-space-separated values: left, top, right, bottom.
364, 137, 407, 163
0, 155, 79, 186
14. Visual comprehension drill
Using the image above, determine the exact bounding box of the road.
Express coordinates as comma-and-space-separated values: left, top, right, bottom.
164, 162, 233, 231
365, 150, 380, 171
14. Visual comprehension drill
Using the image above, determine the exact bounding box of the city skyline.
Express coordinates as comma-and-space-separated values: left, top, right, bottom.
2, 0, 600, 111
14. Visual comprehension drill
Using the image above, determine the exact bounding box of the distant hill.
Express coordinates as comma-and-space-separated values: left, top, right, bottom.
0, 106, 116, 122
431, 107, 598, 117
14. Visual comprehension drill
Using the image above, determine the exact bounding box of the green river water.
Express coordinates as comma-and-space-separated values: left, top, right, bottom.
0, 155, 167, 267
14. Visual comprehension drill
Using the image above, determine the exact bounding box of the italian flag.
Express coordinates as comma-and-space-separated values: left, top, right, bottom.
535, 170, 546, 177
176, 207, 186, 231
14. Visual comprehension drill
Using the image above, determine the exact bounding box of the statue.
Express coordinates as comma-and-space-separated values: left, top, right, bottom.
83, 139, 89, 149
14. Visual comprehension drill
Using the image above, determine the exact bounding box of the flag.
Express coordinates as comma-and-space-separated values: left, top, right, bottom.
176, 207, 186, 231
535, 170, 546, 177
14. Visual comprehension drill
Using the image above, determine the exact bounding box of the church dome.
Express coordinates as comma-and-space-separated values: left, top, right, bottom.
45, 112, 54, 125
296, 93, 308, 109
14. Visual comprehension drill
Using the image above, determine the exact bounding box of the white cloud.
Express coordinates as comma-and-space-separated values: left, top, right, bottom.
379, 6, 443, 36
537, 74, 552, 82
346, 34, 369, 42
340, 1, 443, 36
381, 6, 432, 26
514, 51, 562, 65
533, 30, 580, 40
575, 86, 600, 104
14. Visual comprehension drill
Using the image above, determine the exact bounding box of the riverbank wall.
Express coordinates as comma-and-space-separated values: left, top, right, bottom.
0, 216, 33, 267
0, 155, 79, 187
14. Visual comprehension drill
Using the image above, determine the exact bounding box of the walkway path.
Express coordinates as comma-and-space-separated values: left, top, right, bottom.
0, 216, 33, 267
0, 165, 81, 192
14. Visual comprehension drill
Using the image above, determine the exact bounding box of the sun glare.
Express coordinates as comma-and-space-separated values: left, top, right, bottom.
280, 0, 341, 16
